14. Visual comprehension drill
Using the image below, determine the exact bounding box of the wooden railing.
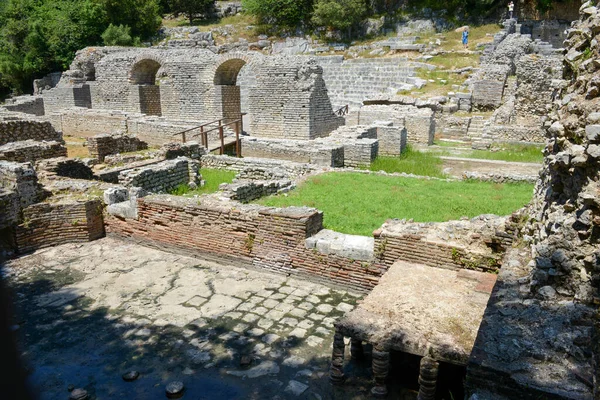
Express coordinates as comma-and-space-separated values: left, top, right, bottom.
335, 105, 349, 116
172, 114, 244, 157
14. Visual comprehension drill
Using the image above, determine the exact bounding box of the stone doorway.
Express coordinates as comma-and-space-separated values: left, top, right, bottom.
130, 59, 162, 116
213, 58, 247, 125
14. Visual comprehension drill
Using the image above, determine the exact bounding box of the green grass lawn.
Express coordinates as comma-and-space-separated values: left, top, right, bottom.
368, 146, 447, 177
431, 143, 544, 163
257, 173, 534, 236
170, 168, 237, 196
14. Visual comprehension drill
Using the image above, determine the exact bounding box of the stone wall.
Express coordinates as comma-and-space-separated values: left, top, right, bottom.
219, 179, 294, 203
87, 133, 148, 161
51, 109, 201, 146
515, 54, 563, 116
316, 56, 421, 108
481, 124, 545, 143
118, 157, 199, 193
352, 105, 434, 145
200, 154, 317, 176
242, 137, 345, 167
49, 48, 343, 141
0, 116, 62, 146
0, 140, 67, 163
15, 199, 104, 254
374, 217, 508, 274
467, 3, 600, 398
105, 196, 386, 291
374, 123, 408, 156
1, 95, 45, 116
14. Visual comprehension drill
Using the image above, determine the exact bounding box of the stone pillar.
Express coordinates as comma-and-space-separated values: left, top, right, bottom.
350, 338, 364, 361
330, 330, 346, 385
417, 356, 439, 400
371, 344, 390, 398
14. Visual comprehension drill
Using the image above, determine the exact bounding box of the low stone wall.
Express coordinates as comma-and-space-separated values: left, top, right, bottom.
0, 116, 62, 146
242, 137, 344, 167
2, 95, 45, 116
118, 158, 199, 193
374, 218, 510, 274
482, 124, 545, 143
200, 154, 317, 176
0, 140, 67, 163
105, 196, 386, 291
87, 133, 148, 161
50, 109, 201, 146
15, 199, 105, 254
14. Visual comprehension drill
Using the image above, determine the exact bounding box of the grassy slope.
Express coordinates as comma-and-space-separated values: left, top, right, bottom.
258, 173, 534, 236
432, 143, 545, 163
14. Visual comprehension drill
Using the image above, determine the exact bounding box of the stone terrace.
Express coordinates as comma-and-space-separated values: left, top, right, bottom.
3, 238, 374, 400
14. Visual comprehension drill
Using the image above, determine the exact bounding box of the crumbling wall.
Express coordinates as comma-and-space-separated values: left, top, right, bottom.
200, 154, 317, 176
467, 3, 600, 398
0, 161, 43, 208
515, 54, 563, 116
36, 158, 95, 181
87, 133, 147, 161
0, 140, 67, 163
2, 96, 45, 116
0, 116, 62, 146
118, 158, 199, 193
15, 200, 104, 253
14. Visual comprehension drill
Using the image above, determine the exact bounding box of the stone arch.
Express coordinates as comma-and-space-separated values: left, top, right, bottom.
211, 54, 256, 124
129, 55, 164, 116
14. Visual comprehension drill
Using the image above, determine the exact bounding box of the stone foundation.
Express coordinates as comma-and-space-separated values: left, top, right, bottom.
0, 140, 67, 163
353, 105, 434, 145
242, 137, 345, 167
200, 154, 317, 176
87, 133, 148, 161
117, 157, 199, 193
0, 115, 62, 146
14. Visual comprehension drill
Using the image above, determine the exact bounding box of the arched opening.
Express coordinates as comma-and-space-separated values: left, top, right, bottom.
214, 59, 247, 124
130, 59, 162, 116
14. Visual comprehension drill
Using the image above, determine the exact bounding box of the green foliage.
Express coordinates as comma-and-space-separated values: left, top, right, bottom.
169, 0, 214, 25
242, 0, 313, 30
0, 0, 161, 94
258, 173, 534, 236
98, 0, 162, 39
311, 0, 367, 33
101, 24, 139, 46
368, 146, 447, 178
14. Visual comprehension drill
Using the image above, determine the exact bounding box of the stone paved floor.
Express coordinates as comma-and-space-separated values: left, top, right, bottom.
2, 238, 392, 399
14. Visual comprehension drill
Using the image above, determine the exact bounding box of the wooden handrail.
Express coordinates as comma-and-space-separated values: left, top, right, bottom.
170, 114, 245, 157
335, 105, 349, 116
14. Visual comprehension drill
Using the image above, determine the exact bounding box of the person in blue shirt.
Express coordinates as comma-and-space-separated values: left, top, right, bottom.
462, 27, 469, 49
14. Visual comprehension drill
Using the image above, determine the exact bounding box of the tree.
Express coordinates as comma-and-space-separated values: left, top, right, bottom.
242, 0, 313, 30
311, 0, 367, 37
170, 0, 213, 25
102, 24, 139, 46
97, 0, 162, 39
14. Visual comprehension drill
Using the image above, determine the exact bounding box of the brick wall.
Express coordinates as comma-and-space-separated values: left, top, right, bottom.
2, 96, 45, 116
138, 85, 162, 116
15, 199, 105, 254
105, 196, 387, 291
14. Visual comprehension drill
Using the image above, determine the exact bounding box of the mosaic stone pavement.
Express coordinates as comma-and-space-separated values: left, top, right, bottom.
3, 237, 376, 399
